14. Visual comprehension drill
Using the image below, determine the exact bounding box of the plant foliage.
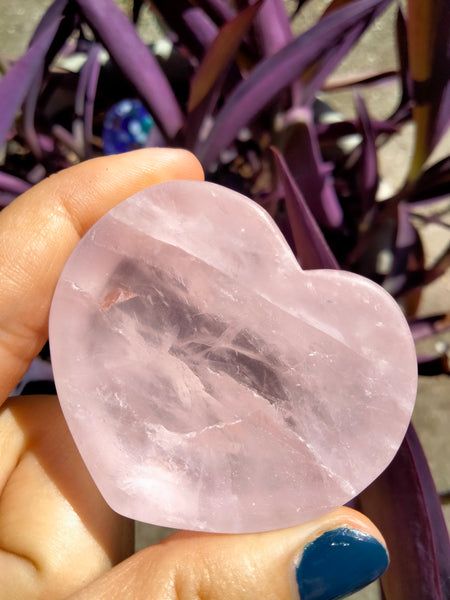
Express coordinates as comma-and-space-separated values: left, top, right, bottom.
1, 1, 449, 596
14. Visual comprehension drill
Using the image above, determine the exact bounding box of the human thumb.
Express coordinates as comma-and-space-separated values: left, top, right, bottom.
68, 507, 388, 600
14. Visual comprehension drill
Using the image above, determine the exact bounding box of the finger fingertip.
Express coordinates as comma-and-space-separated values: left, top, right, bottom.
131, 147, 205, 182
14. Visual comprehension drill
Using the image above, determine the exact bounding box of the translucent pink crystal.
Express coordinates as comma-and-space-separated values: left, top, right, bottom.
49, 180, 417, 533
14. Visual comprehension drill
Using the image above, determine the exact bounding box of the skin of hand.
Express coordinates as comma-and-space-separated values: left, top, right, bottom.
0, 148, 389, 600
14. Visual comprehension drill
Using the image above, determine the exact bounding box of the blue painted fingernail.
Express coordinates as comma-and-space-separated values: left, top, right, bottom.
296, 527, 388, 600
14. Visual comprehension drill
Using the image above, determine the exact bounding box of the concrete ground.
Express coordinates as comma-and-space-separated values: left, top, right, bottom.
1, 2, 449, 599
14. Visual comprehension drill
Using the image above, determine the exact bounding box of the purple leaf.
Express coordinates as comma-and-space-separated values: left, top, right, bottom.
409, 313, 450, 341
75, 0, 183, 139
359, 425, 450, 599
21, 0, 71, 160
0, 9, 63, 149
298, 0, 390, 105
30, 2, 79, 86
278, 107, 343, 228
300, 20, 366, 106
11, 357, 54, 397
185, 71, 226, 152
237, 0, 300, 101
0, 193, 16, 209
429, 70, 450, 155
317, 117, 397, 142
51, 124, 83, 156
272, 147, 339, 270
422, 1, 450, 152
290, 0, 312, 19
353, 93, 378, 215
22, 66, 45, 160
84, 46, 102, 156
74, 43, 102, 158
191, 0, 236, 26
410, 212, 450, 231
323, 68, 398, 91
133, 0, 144, 23
188, 0, 263, 112
0, 172, 32, 196
394, 202, 424, 272
382, 202, 424, 298
417, 353, 449, 376
410, 157, 450, 203
198, 0, 392, 167
394, 7, 412, 109
27, 0, 68, 46
149, 0, 218, 59
251, 0, 294, 58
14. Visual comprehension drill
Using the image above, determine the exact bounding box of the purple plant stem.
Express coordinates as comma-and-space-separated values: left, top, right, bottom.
52, 124, 83, 156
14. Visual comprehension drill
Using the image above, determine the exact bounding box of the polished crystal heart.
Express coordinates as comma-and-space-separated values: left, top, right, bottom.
49, 180, 417, 533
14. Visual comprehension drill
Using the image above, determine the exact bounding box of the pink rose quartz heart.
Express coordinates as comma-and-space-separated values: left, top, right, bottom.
49, 180, 417, 533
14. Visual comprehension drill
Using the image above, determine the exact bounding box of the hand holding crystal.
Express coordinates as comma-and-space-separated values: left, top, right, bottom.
0, 149, 391, 600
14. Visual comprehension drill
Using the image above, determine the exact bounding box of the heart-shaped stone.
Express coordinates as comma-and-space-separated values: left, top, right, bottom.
49, 180, 417, 533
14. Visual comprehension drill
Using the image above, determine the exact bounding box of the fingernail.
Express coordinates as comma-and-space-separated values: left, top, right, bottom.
296, 527, 389, 600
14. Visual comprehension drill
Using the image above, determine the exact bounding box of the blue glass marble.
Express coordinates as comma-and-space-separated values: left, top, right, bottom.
102, 99, 154, 155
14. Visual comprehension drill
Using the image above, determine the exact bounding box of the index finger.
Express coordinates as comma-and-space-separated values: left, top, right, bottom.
0, 148, 204, 401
